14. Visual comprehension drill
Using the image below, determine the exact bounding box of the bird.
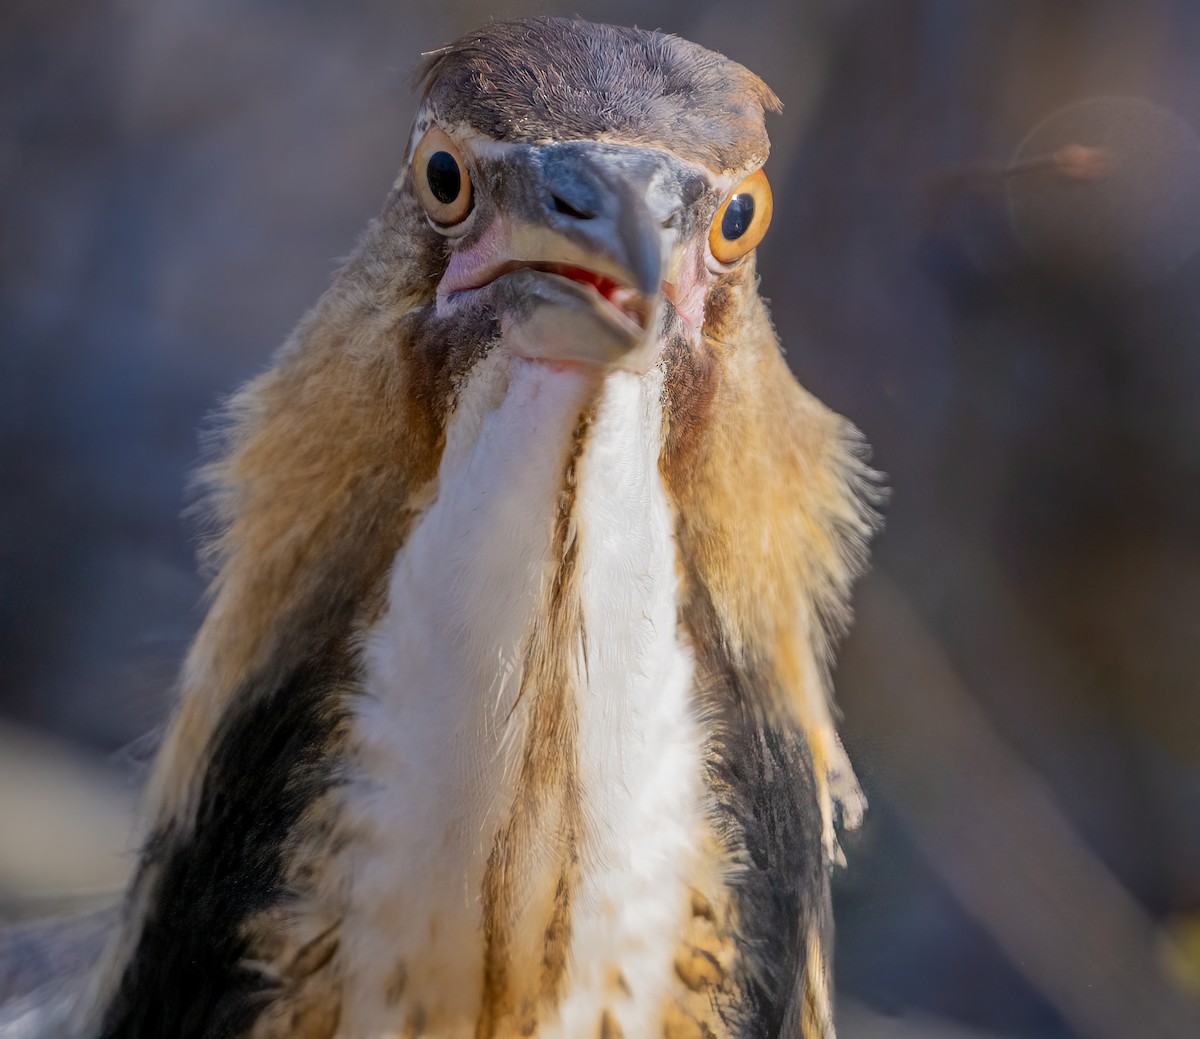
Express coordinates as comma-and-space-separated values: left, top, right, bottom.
1, 16, 879, 1039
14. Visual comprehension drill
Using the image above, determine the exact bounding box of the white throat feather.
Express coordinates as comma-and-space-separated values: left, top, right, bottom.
338, 352, 701, 1038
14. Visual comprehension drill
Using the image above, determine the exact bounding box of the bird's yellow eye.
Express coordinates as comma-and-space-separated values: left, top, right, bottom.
413, 127, 473, 228
708, 169, 773, 264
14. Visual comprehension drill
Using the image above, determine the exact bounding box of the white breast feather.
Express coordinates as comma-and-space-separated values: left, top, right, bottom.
339, 354, 701, 1038
545, 367, 701, 1039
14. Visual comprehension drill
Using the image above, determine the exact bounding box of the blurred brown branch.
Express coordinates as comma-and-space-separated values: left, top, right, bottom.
841, 575, 1200, 1039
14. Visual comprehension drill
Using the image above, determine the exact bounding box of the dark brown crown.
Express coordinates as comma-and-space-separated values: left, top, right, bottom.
418, 17, 780, 173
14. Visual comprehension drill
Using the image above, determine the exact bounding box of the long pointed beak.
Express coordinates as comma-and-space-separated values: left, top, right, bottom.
445, 142, 689, 373
520, 158, 664, 297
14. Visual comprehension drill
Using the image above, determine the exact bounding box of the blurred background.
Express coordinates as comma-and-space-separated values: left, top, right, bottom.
3, 1, 1200, 1036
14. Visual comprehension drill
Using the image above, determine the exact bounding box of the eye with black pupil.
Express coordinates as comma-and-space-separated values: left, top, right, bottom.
721, 193, 755, 240
426, 151, 462, 205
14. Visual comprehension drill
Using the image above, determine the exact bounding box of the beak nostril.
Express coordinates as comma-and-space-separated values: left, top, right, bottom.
551, 193, 595, 220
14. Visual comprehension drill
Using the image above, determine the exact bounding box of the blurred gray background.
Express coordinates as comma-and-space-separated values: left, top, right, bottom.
4, 1, 1200, 1036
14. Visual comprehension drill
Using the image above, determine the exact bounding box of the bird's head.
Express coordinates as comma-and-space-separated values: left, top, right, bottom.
390, 17, 780, 379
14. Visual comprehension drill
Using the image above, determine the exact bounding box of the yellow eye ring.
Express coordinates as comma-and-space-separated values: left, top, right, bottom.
709, 168, 773, 264
413, 127, 473, 228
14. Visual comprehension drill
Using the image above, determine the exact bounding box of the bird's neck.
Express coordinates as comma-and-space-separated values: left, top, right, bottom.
338, 353, 702, 1037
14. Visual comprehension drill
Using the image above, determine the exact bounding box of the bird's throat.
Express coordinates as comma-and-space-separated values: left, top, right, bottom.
339, 355, 702, 1038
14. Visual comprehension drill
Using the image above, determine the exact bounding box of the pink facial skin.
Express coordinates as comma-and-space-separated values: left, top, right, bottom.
437, 217, 514, 300
662, 239, 710, 330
